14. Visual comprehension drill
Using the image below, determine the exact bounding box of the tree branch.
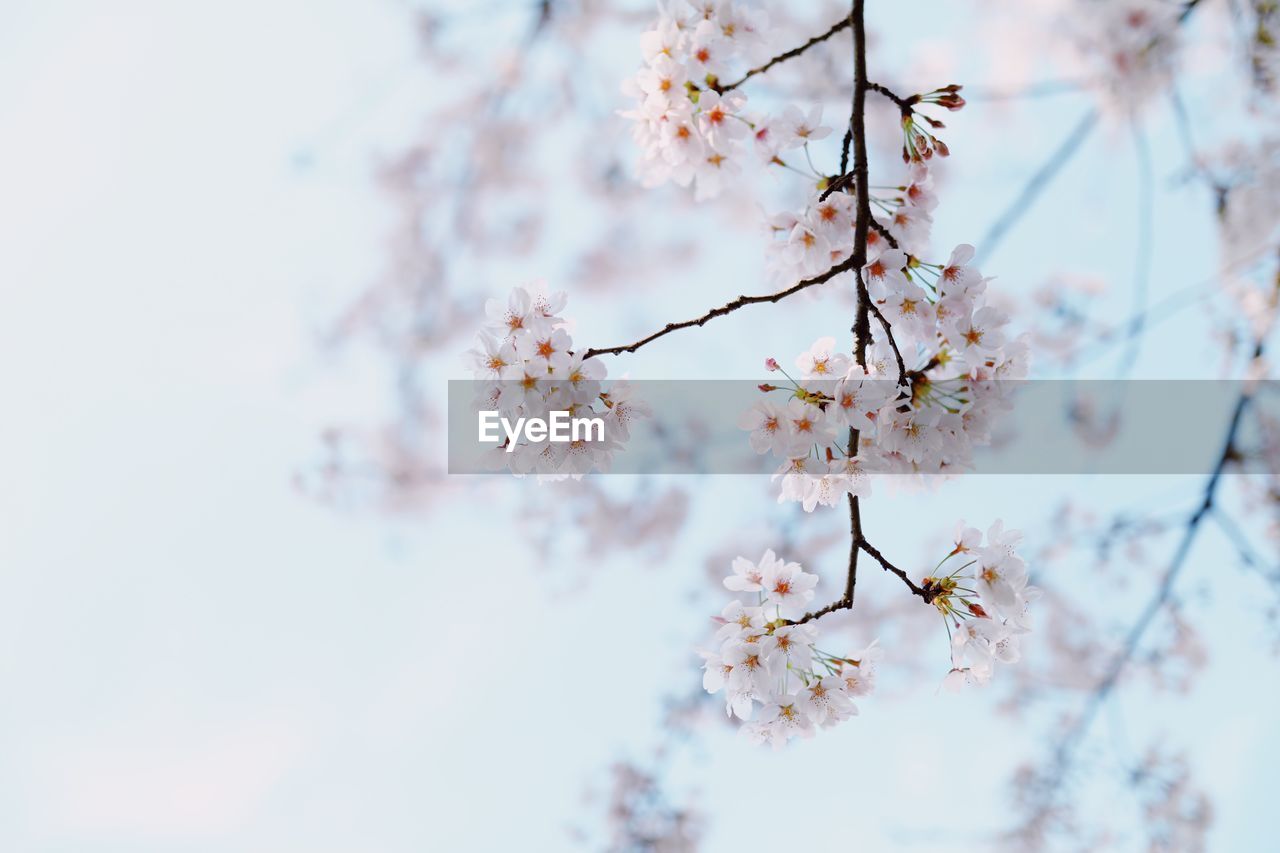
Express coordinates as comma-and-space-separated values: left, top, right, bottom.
849, 0, 872, 371
975, 108, 1098, 266
581, 256, 858, 359
870, 218, 899, 248
867, 81, 914, 114
1023, 337, 1264, 829
714, 15, 853, 93
976, 0, 1207, 266
859, 538, 933, 600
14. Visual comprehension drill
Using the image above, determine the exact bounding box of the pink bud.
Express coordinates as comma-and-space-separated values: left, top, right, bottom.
765, 358, 780, 372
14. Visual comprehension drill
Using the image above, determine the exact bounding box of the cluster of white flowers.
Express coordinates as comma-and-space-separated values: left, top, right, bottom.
741, 240, 1028, 511
621, 3, 839, 199
766, 163, 937, 282
931, 520, 1039, 690
465, 283, 649, 478
699, 549, 880, 748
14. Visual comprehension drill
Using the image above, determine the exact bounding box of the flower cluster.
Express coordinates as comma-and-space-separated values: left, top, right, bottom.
928, 520, 1039, 690
464, 283, 648, 478
742, 242, 1027, 511
899, 86, 965, 163
699, 550, 880, 748
766, 162, 937, 282
621, 2, 824, 199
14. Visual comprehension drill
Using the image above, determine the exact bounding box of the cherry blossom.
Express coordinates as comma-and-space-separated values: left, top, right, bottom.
463, 283, 645, 479
701, 551, 876, 747
620, 2, 773, 198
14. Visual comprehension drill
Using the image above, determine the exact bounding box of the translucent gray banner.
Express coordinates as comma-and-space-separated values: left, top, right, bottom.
447, 380, 1275, 475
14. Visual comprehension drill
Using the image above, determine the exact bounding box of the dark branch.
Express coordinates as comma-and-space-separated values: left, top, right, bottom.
788, 489, 864, 627
871, 218, 899, 248
849, 0, 872, 372
715, 16, 853, 93
867, 81, 914, 114
845, 477, 861, 602
859, 538, 933, 600
866, 299, 909, 386
581, 256, 858, 358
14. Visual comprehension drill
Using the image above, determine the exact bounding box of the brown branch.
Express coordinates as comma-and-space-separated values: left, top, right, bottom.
788, 531, 935, 626
787, 1, 922, 629
788, 594, 853, 626
849, 0, 871, 372
789, 487, 861, 626
867, 300, 908, 384
845, 487, 861, 602
715, 16, 853, 93
581, 256, 858, 358
859, 538, 933, 601
867, 81, 915, 114
870, 218, 899, 248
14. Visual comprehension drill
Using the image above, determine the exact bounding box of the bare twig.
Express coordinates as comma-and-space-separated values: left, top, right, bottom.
870, 218, 899, 249
859, 538, 933, 600
581, 256, 858, 358
715, 16, 853, 93
867, 81, 914, 114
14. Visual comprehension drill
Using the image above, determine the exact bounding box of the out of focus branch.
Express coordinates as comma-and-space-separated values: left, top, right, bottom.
976, 0, 1207, 265
976, 108, 1099, 265
1023, 338, 1264, 829
1213, 508, 1280, 585
1115, 121, 1154, 378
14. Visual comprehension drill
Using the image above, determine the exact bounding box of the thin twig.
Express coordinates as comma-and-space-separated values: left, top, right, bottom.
867, 81, 914, 113
859, 538, 933, 600
870, 218, 899, 248
581, 256, 858, 358
715, 16, 853, 93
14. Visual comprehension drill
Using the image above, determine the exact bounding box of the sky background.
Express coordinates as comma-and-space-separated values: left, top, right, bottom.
2, 0, 1277, 850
